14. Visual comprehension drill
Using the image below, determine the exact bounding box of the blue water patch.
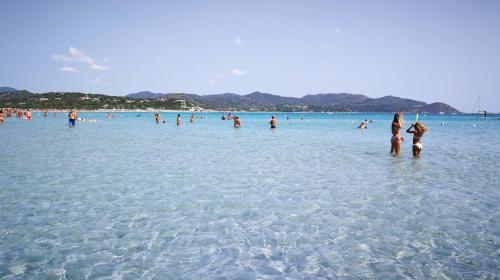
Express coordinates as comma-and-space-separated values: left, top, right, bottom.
0, 112, 499, 278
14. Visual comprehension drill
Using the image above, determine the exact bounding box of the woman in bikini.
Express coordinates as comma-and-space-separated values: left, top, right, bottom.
406, 122, 427, 157
390, 112, 403, 155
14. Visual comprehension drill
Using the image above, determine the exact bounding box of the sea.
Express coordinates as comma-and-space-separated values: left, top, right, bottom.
0, 112, 498, 279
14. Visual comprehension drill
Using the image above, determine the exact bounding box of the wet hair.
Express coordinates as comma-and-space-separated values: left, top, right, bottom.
177, 114, 181, 117
414, 122, 427, 136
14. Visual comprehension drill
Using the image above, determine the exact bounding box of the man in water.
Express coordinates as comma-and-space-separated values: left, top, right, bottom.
190, 113, 195, 123
155, 113, 160, 123
68, 109, 77, 126
177, 114, 181, 126
270, 115, 277, 129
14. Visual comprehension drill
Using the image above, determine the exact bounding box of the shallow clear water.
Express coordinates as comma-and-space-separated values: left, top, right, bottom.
0, 112, 499, 279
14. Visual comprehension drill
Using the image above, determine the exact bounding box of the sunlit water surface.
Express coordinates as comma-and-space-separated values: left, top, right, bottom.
0, 112, 499, 279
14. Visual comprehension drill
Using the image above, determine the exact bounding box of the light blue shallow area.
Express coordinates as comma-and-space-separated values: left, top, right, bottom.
0, 112, 499, 279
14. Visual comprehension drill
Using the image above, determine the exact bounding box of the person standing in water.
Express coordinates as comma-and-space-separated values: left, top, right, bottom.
406, 122, 427, 157
176, 114, 181, 126
390, 112, 403, 155
155, 113, 161, 124
26, 109, 32, 120
0, 109, 4, 124
68, 109, 77, 126
234, 116, 241, 128
190, 113, 195, 123
270, 115, 277, 129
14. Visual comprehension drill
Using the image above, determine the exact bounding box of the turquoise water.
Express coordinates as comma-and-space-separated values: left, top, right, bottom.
0, 112, 499, 279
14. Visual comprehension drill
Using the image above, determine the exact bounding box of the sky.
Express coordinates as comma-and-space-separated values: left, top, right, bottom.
1, 0, 499, 112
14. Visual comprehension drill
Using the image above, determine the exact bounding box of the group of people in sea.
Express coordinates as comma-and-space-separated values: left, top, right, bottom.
390, 112, 427, 157
2, 108, 428, 157
0, 108, 34, 122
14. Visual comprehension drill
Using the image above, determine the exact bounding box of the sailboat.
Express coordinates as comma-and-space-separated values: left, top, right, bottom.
473, 95, 488, 117
438, 103, 444, 114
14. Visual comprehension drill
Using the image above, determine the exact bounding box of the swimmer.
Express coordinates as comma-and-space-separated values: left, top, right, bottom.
358, 122, 366, 129
390, 112, 403, 156
270, 115, 277, 129
106, 112, 113, 119
406, 122, 427, 157
234, 116, 241, 128
286, 115, 290, 121
177, 114, 181, 126
155, 113, 160, 124
440, 122, 444, 126
43, 111, 48, 117
227, 113, 233, 120
221, 114, 226, 120
190, 113, 195, 123
0, 109, 4, 124
68, 109, 77, 126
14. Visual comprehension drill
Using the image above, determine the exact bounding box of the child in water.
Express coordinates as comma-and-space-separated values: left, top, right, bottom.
406, 122, 427, 157
390, 112, 403, 155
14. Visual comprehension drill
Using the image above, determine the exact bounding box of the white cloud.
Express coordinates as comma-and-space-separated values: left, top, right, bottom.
207, 79, 216, 85
53, 46, 110, 71
89, 63, 110, 71
335, 26, 341, 34
231, 69, 246, 76
60, 66, 79, 72
234, 38, 244, 46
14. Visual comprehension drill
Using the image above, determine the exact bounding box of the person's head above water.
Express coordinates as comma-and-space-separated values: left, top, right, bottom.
178, 114, 181, 117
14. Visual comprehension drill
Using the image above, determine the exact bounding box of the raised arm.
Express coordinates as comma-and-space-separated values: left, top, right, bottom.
406, 124, 415, 134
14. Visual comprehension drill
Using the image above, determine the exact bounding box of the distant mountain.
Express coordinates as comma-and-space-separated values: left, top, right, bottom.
126, 91, 167, 99
0, 87, 18, 93
2, 89, 460, 113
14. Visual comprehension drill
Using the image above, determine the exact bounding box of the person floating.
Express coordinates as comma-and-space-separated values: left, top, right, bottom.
270, 115, 277, 129
177, 114, 181, 126
406, 122, 427, 157
234, 116, 241, 128
68, 109, 77, 126
390, 112, 403, 156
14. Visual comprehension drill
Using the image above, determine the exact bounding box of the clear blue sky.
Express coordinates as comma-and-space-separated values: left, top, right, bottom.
1, 0, 499, 112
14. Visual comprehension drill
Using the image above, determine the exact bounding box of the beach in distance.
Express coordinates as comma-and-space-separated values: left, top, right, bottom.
0, 111, 498, 279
